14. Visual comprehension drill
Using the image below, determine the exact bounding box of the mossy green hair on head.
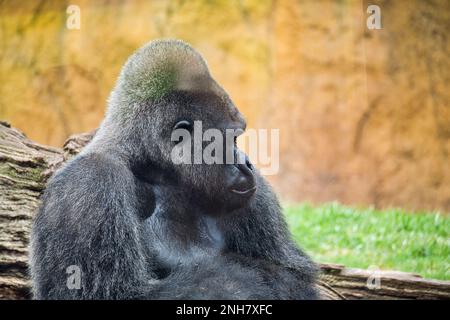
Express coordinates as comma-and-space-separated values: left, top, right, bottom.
112, 39, 211, 104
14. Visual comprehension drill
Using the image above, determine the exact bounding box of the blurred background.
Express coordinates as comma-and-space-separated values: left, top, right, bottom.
0, 0, 448, 278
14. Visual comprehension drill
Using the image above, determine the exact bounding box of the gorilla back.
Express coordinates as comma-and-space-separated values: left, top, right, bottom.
30, 39, 318, 299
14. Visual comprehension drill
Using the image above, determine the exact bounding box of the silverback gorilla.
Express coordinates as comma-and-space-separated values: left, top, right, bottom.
30, 40, 318, 299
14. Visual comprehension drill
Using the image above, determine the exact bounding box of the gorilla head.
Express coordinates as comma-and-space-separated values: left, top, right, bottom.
93, 39, 256, 213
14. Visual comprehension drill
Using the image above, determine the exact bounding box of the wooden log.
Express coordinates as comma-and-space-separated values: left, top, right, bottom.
0, 121, 62, 299
319, 263, 450, 300
0, 121, 449, 300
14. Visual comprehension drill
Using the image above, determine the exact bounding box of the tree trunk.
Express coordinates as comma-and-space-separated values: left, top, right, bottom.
0, 121, 449, 300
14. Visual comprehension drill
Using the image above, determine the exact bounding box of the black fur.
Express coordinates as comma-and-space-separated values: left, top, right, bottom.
29, 40, 318, 300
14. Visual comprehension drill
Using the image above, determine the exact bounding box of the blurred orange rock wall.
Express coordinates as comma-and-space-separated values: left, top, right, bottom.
1, 0, 449, 212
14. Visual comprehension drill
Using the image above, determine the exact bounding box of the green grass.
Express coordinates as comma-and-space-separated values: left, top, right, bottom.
284, 202, 450, 280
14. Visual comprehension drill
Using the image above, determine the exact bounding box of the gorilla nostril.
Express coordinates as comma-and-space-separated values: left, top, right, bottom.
234, 151, 254, 176
246, 158, 253, 171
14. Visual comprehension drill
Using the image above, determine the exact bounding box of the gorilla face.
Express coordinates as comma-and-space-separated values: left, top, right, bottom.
149, 87, 257, 214
109, 40, 258, 214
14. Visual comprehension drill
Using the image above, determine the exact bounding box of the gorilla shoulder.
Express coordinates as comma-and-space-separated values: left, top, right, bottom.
55, 152, 131, 186
41, 152, 137, 220
31, 151, 149, 299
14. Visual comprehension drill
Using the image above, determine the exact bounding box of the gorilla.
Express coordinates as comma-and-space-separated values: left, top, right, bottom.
30, 39, 318, 299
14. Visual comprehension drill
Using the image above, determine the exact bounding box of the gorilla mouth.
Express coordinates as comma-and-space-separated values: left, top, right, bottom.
231, 186, 257, 195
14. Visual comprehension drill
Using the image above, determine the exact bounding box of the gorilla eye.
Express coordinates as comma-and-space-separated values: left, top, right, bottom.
173, 120, 193, 132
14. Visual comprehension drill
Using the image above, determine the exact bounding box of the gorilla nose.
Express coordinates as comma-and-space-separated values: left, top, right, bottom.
236, 157, 254, 177
231, 155, 256, 195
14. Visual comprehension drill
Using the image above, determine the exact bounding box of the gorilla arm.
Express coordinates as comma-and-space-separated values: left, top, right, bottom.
30, 153, 154, 299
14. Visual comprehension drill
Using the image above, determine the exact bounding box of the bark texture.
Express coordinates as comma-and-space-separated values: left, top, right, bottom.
0, 122, 448, 300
